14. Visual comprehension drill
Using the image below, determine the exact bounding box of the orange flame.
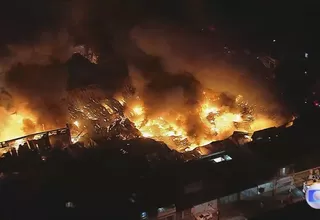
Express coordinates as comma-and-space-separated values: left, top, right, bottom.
0, 111, 40, 142
122, 91, 278, 151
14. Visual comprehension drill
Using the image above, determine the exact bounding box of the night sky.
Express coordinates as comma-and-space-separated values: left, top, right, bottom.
0, 0, 318, 49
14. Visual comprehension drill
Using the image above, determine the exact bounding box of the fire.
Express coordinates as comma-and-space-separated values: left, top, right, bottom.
121, 90, 278, 151
0, 46, 286, 155
201, 103, 219, 116
73, 120, 80, 128
132, 106, 144, 116
0, 111, 40, 142
0, 89, 282, 154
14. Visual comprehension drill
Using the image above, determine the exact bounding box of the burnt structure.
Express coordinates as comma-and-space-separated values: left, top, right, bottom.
0, 115, 319, 220
0, 125, 71, 153
67, 46, 128, 94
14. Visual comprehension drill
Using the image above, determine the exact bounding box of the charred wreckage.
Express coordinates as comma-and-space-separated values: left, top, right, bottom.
0, 45, 294, 159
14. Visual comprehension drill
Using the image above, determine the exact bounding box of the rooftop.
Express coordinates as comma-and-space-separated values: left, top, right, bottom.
0, 115, 320, 219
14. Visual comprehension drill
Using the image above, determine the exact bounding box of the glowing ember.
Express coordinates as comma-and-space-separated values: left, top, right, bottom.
0, 87, 285, 154
65, 87, 285, 152
132, 106, 144, 116
0, 83, 284, 155
73, 120, 80, 128
120, 90, 281, 151
0, 46, 288, 155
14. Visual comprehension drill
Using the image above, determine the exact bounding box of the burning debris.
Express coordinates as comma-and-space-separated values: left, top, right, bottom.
0, 46, 289, 155
0, 126, 71, 157
63, 80, 285, 152
118, 89, 283, 152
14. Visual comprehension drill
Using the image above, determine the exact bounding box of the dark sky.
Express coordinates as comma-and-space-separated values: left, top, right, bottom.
0, 0, 318, 78
0, 0, 318, 52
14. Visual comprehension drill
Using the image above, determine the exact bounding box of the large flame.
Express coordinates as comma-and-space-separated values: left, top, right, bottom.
0, 46, 288, 155
121, 90, 280, 151
0, 110, 40, 142
0, 47, 286, 155
0, 88, 282, 153
0, 88, 282, 154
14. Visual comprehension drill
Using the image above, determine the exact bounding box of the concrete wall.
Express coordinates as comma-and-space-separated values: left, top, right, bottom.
191, 199, 217, 214
175, 167, 318, 220
240, 187, 258, 200
219, 193, 238, 204
259, 181, 274, 193
157, 205, 177, 220
178, 209, 192, 220
275, 176, 293, 193
293, 167, 320, 187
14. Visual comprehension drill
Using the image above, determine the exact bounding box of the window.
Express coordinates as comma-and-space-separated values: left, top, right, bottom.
213, 157, 224, 163
210, 155, 232, 163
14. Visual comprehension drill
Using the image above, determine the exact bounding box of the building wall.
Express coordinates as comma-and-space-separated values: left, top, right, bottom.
157, 205, 177, 220
178, 209, 192, 220
293, 166, 320, 187
219, 193, 238, 204
191, 199, 217, 214
259, 181, 274, 193
275, 176, 294, 193
240, 187, 258, 200
165, 166, 318, 220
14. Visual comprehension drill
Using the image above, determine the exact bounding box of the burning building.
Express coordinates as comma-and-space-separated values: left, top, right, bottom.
0, 125, 71, 157
0, 43, 290, 155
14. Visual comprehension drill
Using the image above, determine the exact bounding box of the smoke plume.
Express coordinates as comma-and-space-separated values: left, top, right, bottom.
129, 23, 284, 111
0, 0, 289, 142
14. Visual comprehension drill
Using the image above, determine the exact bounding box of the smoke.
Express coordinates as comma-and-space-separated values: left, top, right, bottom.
0, 31, 74, 133
129, 23, 283, 110
125, 39, 205, 138
0, 0, 289, 142
124, 22, 288, 138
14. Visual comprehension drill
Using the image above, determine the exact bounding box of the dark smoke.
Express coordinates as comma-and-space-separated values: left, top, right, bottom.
0, 0, 288, 138
5, 62, 68, 129
115, 31, 207, 138
128, 23, 286, 113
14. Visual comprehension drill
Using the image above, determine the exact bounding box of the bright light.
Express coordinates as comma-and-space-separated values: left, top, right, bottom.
305, 53, 309, 58
213, 157, 225, 163
102, 89, 282, 153
224, 155, 232, 161
132, 106, 144, 115
65, 202, 75, 208
141, 212, 148, 219
273, 39, 276, 42
71, 136, 80, 143
233, 114, 242, 123
73, 121, 80, 127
